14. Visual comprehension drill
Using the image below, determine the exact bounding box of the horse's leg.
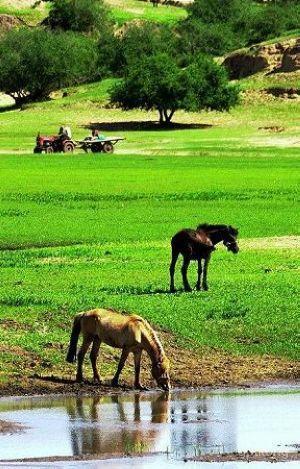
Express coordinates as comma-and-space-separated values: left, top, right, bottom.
170, 247, 179, 292
202, 255, 211, 291
181, 254, 192, 292
134, 350, 147, 390
76, 334, 93, 383
90, 336, 101, 384
111, 347, 129, 387
196, 259, 203, 291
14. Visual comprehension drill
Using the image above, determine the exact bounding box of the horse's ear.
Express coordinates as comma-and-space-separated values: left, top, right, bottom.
229, 225, 238, 236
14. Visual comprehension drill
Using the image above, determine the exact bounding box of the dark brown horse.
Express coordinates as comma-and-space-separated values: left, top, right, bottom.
170, 224, 239, 292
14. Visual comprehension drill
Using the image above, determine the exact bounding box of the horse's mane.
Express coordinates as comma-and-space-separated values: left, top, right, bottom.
197, 223, 238, 235
140, 319, 165, 361
197, 223, 227, 231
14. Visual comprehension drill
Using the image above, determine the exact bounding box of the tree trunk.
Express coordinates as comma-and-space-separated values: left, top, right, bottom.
158, 108, 164, 125
158, 108, 175, 125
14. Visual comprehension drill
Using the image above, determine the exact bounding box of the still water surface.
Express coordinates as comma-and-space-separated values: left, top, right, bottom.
0, 385, 299, 463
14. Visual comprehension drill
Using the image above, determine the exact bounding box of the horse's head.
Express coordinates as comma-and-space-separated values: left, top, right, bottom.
223, 225, 239, 254
152, 356, 170, 392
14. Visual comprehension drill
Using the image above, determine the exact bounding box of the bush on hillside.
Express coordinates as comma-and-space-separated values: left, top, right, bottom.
110, 53, 239, 125
46, 0, 108, 34
97, 22, 178, 78
188, 0, 244, 25
178, 20, 238, 58
241, 4, 286, 45
183, 0, 299, 55
0, 28, 97, 104
120, 22, 177, 66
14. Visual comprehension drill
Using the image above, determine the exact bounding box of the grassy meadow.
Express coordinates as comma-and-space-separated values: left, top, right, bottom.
0, 0, 187, 25
0, 72, 299, 389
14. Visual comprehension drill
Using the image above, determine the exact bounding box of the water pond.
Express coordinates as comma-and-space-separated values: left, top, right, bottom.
0, 384, 299, 467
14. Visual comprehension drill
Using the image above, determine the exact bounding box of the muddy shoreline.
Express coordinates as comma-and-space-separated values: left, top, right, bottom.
2, 451, 300, 464
191, 451, 300, 463
1, 331, 300, 398
1, 376, 300, 399
0, 419, 24, 435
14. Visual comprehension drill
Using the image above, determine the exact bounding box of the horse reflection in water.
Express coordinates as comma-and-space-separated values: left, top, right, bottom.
66, 393, 170, 457
65, 393, 236, 458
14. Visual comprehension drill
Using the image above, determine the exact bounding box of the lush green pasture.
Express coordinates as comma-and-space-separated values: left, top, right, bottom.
0, 152, 299, 249
107, 0, 186, 24
0, 149, 299, 380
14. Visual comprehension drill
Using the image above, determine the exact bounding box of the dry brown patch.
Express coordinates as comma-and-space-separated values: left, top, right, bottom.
242, 235, 300, 250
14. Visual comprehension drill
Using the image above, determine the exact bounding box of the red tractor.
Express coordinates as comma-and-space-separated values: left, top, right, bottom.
34, 127, 75, 154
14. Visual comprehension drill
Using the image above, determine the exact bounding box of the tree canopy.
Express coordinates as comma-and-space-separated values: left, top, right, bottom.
110, 53, 239, 125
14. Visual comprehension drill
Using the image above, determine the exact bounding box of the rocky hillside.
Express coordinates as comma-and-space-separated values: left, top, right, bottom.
223, 37, 300, 79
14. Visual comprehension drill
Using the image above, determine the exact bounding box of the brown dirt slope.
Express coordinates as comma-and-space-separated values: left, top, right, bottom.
0, 330, 299, 397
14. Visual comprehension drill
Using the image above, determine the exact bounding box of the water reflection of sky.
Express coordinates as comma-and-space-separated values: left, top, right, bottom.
0, 387, 299, 462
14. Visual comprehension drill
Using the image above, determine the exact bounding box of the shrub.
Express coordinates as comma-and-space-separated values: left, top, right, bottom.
178, 19, 238, 58
46, 0, 108, 34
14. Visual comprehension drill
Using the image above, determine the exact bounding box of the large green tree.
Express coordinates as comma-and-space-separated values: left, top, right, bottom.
0, 28, 97, 104
110, 53, 239, 125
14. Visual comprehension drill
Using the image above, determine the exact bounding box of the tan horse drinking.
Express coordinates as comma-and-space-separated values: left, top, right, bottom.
66, 309, 170, 391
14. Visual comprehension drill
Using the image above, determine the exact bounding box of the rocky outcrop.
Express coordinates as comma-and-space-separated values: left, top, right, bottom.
223, 53, 269, 79
223, 38, 300, 78
0, 14, 25, 34
278, 43, 300, 72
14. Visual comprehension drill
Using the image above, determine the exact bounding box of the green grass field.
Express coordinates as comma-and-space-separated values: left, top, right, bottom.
0, 71, 299, 387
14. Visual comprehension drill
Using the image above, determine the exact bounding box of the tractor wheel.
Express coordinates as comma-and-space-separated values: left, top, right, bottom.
34, 147, 42, 154
102, 142, 114, 154
63, 141, 75, 153
91, 143, 102, 153
45, 146, 54, 154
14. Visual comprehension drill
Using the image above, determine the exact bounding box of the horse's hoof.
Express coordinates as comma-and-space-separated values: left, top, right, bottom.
184, 287, 192, 292
170, 288, 176, 293
203, 286, 209, 291
111, 380, 119, 387
76, 376, 83, 383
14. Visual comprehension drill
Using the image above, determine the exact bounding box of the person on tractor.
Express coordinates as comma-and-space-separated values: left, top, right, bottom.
59, 126, 72, 139
92, 129, 105, 140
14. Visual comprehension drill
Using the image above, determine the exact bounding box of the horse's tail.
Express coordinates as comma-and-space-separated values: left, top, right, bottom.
66, 313, 83, 363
